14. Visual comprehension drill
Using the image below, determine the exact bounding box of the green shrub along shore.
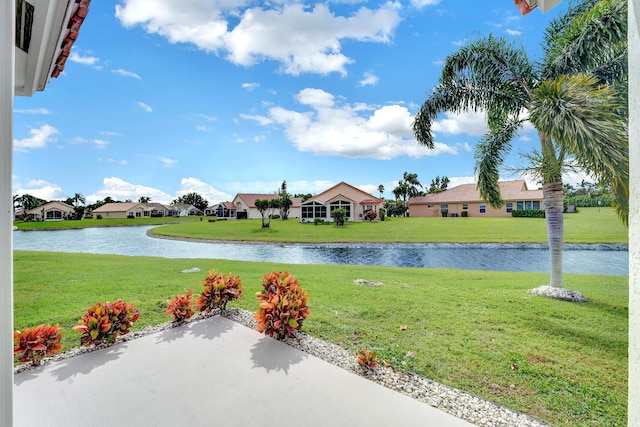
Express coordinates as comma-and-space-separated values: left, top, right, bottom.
13, 207, 628, 426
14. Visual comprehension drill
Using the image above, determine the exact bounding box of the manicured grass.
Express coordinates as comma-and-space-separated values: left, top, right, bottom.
149, 207, 628, 244
14, 251, 628, 427
13, 216, 197, 230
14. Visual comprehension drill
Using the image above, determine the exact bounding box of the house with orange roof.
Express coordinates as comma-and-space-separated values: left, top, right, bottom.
25, 201, 75, 221
92, 202, 149, 219
231, 182, 383, 222
408, 180, 544, 218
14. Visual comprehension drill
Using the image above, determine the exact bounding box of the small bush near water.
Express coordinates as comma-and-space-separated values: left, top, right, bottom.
14, 324, 63, 366
73, 300, 140, 346
255, 271, 310, 339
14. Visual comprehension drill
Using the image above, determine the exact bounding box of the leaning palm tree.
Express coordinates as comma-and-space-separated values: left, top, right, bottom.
412, 0, 627, 298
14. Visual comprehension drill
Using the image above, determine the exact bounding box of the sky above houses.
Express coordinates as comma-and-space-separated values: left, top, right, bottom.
12, 0, 575, 205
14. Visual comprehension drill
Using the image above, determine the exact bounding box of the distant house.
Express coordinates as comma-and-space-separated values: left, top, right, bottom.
408, 180, 544, 218
144, 203, 170, 217
206, 202, 237, 219
25, 201, 75, 221
232, 194, 302, 220
168, 203, 199, 217
301, 182, 383, 222
233, 182, 383, 222
92, 202, 149, 219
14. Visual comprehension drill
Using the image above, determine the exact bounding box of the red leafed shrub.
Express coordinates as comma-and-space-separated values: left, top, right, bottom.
254, 271, 310, 340
364, 209, 377, 221
13, 324, 63, 366
196, 270, 244, 313
73, 300, 140, 346
166, 289, 195, 323
356, 347, 378, 370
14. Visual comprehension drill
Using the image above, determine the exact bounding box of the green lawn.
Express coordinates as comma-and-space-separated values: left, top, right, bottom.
13, 216, 197, 230
14, 251, 628, 427
147, 207, 627, 244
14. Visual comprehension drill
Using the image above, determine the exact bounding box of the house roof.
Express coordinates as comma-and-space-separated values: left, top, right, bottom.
233, 194, 302, 208
25, 201, 74, 214
144, 203, 169, 211
306, 182, 383, 204
92, 202, 144, 213
15, 0, 91, 96
409, 180, 543, 205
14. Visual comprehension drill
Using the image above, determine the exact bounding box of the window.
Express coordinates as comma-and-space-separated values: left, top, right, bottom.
135, 211, 141, 218
144, 211, 150, 217
462, 204, 468, 210
440, 204, 448, 211
330, 200, 351, 218
46, 210, 62, 220
517, 201, 523, 210
427, 205, 434, 209
533, 201, 541, 210
302, 202, 327, 219
479, 204, 486, 214
506, 202, 513, 213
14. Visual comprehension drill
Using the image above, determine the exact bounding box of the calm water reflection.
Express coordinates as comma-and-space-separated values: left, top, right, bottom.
12, 225, 628, 276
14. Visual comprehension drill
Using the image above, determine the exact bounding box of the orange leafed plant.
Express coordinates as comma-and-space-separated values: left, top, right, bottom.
73, 299, 140, 346
356, 348, 378, 370
14, 324, 63, 366
254, 271, 310, 340
196, 270, 244, 313
166, 289, 195, 323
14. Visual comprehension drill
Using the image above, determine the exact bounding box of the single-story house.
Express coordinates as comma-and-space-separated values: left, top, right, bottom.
92, 202, 149, 219
408, 180, 544, 218
144, 203, 170, 217
25, 201, 75, 221
232, 194, 302, 220
206, 202, 237, 219
301, 182, 383, 222
168, 203, 199, 217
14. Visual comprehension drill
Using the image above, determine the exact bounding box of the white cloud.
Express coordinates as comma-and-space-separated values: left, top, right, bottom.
137, 102, 153, 112
247, 88, 459, 160
242, 82, 260, 91
156, 156, 178, 167
100, 131, 124, 137
15, 108, 51, 115
69, 51, 100, 65
175, 177, 233, 205
113, 68, 142, 79
86, 177, 173, 204
115, 1, 401, 76
14, 179, 66, 201
101, 158, 128, 165
240, 114, 273, 126
431, 110, 489, 136
196, 125, 211, 131
199, 114, 217, 122
13, 124, 59, 151
410, 0, 441, 9
357, 71, 380, 87
506, 29, 522, 36
92, 139, 110, 148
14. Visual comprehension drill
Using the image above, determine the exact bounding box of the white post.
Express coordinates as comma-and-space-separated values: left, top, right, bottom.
0, 1, 14, 425
629, 1, 640, 425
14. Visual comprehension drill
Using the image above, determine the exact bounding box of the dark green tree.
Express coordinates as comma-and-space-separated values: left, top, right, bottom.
255, 198, 280, 228
173, 192, 208, 213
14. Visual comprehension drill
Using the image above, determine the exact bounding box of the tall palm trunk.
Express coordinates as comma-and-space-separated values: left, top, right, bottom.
543, 181, 564, 288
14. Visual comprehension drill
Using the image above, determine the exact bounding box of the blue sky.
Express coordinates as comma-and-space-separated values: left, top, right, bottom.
13, 0, 572, 205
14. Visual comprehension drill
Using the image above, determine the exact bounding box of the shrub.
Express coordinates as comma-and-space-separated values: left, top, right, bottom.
331, 208, 347, 226
73, 300, 140, 346
461, 210, 468, 217
96, 214, 103, 220
512, 209, 546, 218
166, 289, 195, 323
364, 210, 377, 221
196, 270, 244, 314
314, 218, 324, 225
255, 271, 310, 340
441, 209, 448, 217
379, 208, 386, 221
13, 324, 63, 366
356, 347, 378, 370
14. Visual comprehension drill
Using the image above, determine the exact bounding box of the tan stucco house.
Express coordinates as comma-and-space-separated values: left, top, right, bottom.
232, 194, 302, 219
92, 202, 149, 219
25, 201, 75, 221
206, 202, 237, 218
408, 180, 544, 218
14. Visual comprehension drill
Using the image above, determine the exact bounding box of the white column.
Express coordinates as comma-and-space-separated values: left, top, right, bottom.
629, 1, 640, 425
0, 1, 14, 426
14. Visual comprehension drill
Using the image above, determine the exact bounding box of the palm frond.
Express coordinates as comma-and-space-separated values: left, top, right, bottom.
474, 116, 523, 208
542, 0, 627, 82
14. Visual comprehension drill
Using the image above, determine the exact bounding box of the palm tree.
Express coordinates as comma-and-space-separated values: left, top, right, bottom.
412, 0, 627, 294
72, 193, 85, 207
138, 196, 151, 203
377, 184, 384, 199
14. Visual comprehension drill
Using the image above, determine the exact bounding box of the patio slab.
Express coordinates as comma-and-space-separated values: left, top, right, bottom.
14, 316, 475, 426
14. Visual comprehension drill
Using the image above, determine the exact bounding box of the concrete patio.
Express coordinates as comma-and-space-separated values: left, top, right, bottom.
14, 316, 475, 426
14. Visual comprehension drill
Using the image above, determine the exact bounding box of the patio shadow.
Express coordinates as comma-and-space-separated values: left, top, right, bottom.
250, 336, 307, 374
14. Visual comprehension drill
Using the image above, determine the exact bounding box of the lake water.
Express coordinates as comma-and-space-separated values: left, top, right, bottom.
12, 226, 628, 276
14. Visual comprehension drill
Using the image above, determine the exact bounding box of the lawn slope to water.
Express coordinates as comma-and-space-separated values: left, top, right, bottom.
149, 207, 628, 244
14, 251, 628, 427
